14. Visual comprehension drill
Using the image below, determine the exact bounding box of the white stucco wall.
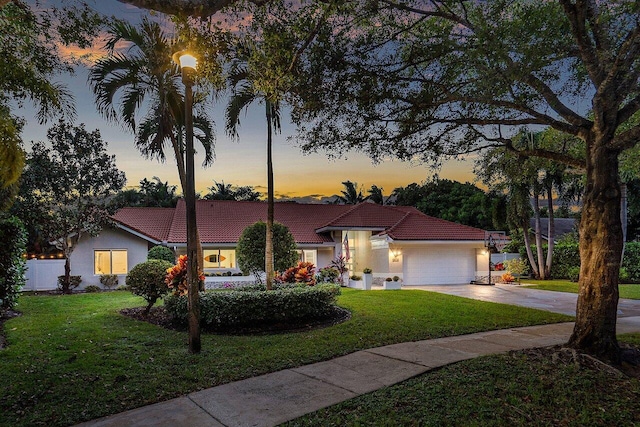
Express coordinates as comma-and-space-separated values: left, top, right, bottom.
70, 227, 150, 289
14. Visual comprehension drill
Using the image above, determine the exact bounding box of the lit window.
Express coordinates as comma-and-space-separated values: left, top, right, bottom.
94, 250, 128, 275
203, 249, 235, 269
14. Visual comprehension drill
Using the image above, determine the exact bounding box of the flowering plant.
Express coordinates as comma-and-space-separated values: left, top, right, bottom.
501, 272, 515, 283
165, 255, 204, 296
276, 261, 316, 286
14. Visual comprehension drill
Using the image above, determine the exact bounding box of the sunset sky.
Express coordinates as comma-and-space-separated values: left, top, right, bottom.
18, 0, 478, 200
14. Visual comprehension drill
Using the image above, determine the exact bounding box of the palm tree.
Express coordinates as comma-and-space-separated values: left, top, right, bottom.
334, 181, 369, 204
367, 185, 384, 205
204, 180, 235, 200
89, 17, 214, 277
225, 53, 282, 290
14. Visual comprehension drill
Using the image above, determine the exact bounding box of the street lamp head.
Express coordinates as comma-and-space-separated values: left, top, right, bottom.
172, 50, 197, 71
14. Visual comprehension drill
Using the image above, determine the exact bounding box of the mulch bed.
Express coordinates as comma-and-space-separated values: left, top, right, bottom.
120, 305, 352, 335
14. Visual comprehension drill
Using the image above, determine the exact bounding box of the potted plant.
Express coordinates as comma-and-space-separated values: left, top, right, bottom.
384, 275, 401, 290
362, 267, 373, 290
349, 274, 364, 289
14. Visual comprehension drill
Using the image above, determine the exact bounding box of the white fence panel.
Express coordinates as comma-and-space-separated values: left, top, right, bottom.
24, 259, 65, 291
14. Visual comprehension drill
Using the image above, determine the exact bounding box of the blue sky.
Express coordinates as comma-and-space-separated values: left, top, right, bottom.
18, 0, 477, 200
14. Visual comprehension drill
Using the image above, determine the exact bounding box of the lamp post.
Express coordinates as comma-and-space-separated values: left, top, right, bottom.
173, 51, 201, 353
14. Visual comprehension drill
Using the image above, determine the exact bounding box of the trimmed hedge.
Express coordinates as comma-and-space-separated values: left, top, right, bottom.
164, 283, 341, 328
519, 241, 640, 282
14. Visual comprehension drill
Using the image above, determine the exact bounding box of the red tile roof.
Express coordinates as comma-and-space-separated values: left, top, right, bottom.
381, 212, 487, 241
112, 207, 175, 242
112, 200, 486, 244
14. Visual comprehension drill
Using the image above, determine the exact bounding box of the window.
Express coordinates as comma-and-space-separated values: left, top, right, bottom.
297, 249, 317, 266
203, 249, 236, 269
94, 250, 127, 275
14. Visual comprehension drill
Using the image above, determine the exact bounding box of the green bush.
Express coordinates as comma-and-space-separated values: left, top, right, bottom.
0, 216, 27, 309
126, 259, 173, 315
568, 266, 580, 282
147, 245, 175, 263
115, 284, 130, 291
350, 275, 362, 281
503, 258, 529, 277
99, 274, 118, 289
363, 267, 372, 274
236, 221, 298, 277
622, 242, 640, 283
57, 275, 82, 291
84, 285, 101, 293
317, 267, 340, 283
393, 276, 400, 282
164, 283, 341, 328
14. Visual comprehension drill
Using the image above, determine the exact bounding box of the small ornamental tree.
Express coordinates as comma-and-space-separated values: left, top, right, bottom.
0, 216, 27, 310
236, 221, 298, 286
148, 245, 175, 263
126, 259, 173, 315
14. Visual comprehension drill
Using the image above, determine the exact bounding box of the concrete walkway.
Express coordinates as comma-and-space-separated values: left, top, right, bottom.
406, 283, 640, 317
77, 316, 640, 427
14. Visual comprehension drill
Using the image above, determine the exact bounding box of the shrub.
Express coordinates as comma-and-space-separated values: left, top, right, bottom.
57, 275, 82, 291
622, 242, 640, 283
503, 258, 529, 277
0, 216, 27, 309
84, 285, 101, 293
236, 221, 298, 277
393, 276, 400, 282
115, 284, 130, 291
165, 255, 204, 296
620, 267, 630, 283
317, 267, 340, 283
164, 283, 341, 328
568, 266, 580, 282
147, 245, 175, 263
277, 262, 316, 285
127, 259, 173, 315
363, 267, 372, 274
385, 277, 393, 282
330, 256, 348, 285
501, 273, 515, 283
99, 274, 118, 289
350, 275, 362, 281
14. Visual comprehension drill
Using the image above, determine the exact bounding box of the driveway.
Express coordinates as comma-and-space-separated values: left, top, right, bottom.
405, 284, 640, 318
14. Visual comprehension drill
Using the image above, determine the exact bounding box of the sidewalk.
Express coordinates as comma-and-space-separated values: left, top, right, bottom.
77, 316, 640, 427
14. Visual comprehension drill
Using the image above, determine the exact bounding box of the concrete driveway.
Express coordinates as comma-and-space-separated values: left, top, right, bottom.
405, 283, 640, 318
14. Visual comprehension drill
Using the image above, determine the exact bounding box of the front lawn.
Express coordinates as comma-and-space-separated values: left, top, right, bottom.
523, 280, 640, 300
0, 289, 570, 426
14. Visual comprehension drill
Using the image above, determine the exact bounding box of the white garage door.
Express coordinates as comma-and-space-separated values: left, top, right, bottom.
403, 245, 476, 285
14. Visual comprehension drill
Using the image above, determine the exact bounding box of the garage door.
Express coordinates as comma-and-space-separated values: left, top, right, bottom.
403, 245, 476, 285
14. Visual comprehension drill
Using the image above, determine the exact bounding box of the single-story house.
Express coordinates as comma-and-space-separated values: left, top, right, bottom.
69, 200, 492, 288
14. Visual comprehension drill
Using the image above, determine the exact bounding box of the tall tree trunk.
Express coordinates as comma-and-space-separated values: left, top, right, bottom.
545, 186, 555, 277
521, 218, 540, 278
533, 193, 546, 279
568, 142, 621, 362
265, 101, 275, 290
171, 134, 204, 291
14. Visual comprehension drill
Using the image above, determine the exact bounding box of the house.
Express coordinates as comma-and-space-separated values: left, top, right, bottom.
69, 200, 491, 288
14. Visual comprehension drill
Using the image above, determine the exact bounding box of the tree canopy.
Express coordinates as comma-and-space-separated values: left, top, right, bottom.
13, 121, 125, 292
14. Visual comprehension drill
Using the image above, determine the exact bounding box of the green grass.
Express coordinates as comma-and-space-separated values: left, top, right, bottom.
523, 280, 640, 299
284, 344, 640, 427
0, 289, 570, 426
